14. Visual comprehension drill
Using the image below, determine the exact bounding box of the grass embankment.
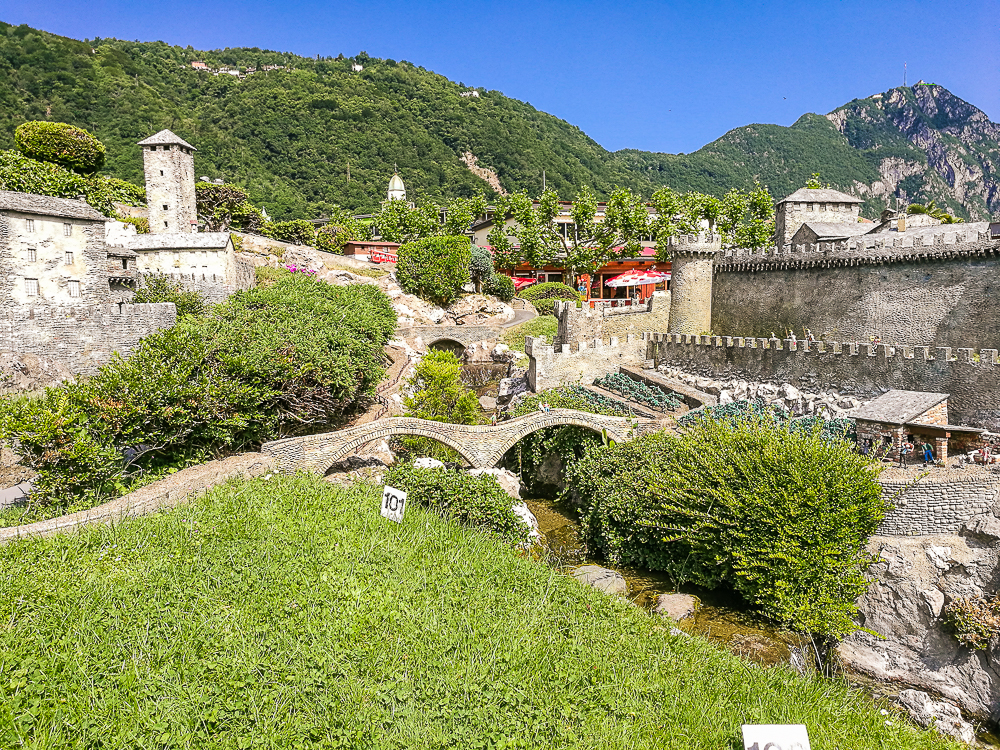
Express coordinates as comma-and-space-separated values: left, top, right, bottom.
501, 314, 558, 350
0, 475, 957, 749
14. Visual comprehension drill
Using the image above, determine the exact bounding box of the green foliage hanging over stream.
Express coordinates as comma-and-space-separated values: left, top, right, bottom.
568, 417, 886, 639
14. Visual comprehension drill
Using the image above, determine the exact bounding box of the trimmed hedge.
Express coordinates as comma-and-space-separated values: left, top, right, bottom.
15, 121, 106, 174
485, 272, 515, 302
385, 463, 531, 548
397, 235, 472, 306
518, 281, 581, 315
131, 274, 206, 317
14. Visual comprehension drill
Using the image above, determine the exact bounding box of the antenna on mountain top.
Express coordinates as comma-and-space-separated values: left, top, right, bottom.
542, 169, 546, 191
904, 62, 907, 87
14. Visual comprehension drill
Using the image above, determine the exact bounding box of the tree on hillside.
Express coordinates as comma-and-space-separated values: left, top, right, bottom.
195, 183, 267, 232
486, 186, 649, 285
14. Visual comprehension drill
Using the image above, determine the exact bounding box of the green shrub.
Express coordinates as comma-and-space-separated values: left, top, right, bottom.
195, 183, 267, 232
396, 236, 471, 306
518, 281, 581, 315
485, 272, 515, 302
469, 245, 494, 291
404, 349, 479, 425
385, 463, 531, 548
313, 223, 352, 254
942, 595, 1000, 650
132, 274, 206, 317
0, 274, 396, 515
118, 215, 149, 234
14, 121, 106, 174
0, 150, 144, 216
568, 418, 886, 639
261, 219, 316, 245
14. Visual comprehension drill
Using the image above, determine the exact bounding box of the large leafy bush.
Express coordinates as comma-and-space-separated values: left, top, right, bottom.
14, 121, 106, 174
1, 273, 396, 514
0, 150, 144, 216
131, 274, 207, 317
385, 463, 530, 548
518, 281, 581, 316
396, 236, 471, 306
568, 418, 886, 639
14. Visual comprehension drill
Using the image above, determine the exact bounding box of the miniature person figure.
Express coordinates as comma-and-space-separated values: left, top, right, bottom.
806, 329, 816, 343
922, 440, 934, 465
898, 439, 913, 468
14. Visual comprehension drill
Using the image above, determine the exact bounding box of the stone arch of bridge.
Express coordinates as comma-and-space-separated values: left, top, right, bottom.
323, 424, 480, 469
427, 337, 468, 357
482, 418, 621, 469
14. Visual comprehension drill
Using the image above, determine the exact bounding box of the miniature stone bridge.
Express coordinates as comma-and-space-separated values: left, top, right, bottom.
261, 408, 662, 472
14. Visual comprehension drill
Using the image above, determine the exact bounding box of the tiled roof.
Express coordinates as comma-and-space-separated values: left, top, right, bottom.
778, 187, 863, 205
128, 232, 231, 250
136, 130, 196, 150
850, 390, 949, 425
0, 190, 105, 221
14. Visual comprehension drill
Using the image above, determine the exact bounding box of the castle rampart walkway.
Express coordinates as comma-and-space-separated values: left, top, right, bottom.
261, 409, 661, 472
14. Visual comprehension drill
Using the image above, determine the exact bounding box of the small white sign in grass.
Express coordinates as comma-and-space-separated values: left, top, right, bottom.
380, 485, 407, 523
741, 725, 811, 750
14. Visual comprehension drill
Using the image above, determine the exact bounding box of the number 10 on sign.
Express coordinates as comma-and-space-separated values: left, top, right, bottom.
381, 485, 407, 523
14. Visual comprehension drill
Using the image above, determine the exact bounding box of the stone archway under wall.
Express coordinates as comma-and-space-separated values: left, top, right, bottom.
261, 409, 661, 473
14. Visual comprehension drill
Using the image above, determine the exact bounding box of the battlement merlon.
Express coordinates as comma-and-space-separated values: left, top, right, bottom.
648, 332, 1000, 366
716, 230, 999, 270
666, 232, 724, 257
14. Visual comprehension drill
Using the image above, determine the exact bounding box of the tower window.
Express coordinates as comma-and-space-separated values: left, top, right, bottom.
122, 258, 128, 270
163, 205, 169, 210
25, 219, 34, 232
65, 251, 73, 265
27, 248, 36, 262
68, 280, 80, 298
64, 223, 72, 236
164, 221, 169, 228
160, 170, 164, 176
25, 278, 39, 296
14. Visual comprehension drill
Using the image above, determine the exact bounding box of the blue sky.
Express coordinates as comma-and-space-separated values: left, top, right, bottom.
4, 0, 999, 154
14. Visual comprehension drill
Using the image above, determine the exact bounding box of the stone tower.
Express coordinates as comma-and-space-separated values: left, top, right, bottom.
667, 232, 722, 335
137, 130, 197, 234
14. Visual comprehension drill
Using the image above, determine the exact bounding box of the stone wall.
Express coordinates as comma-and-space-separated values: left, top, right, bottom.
0, 453, 274, 544
712, 229, 1000, 349
650, 334, 1000, 431
878, 470, 1000, 536
527, 333, 650, 392
0, 303, 177, 389
553, 298, 656, 348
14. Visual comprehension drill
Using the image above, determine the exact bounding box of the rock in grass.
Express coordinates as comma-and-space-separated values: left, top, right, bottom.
572, 565, 627, 596
413, 457, 445, 469
897, 690, 975, 744
653, 593, 699, 621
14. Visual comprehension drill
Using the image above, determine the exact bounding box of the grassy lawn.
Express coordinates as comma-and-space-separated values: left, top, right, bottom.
501, 314, 558, 350
0, 475, 958, 749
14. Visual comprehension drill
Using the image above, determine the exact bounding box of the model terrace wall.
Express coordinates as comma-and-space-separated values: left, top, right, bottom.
650, 334, 1000, 432
0, 303, 177, 377
877, 472, 1000, 536
553, 299, 654, 347
712, 229, 1000, 350
526, 333, 651, 392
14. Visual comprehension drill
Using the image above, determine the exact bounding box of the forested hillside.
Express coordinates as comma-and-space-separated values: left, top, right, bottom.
1, 21, 997, 220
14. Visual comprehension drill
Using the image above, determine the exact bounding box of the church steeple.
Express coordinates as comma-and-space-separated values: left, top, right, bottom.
387, 170, 406, 202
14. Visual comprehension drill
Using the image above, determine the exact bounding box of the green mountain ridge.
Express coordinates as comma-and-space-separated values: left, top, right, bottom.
1, 21, 997, 221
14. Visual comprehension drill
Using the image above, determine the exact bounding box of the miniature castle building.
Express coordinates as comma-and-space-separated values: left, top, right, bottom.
387, 173, 406, 202
791, 221, 873, 244
774, 187, 863, 247
667, 233, 722, 335
138, 130, 198, 234
849, 389, 984, 464
0, 190, 111, 306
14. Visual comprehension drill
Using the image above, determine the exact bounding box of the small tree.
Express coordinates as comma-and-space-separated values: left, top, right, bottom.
403, 349, 479, 425
396, 236, 471, 306
469, 245, 494, 293
132, 274, 206, 317
14, 121, 106, 174
195, 183, 267, 232
313, 207, 367, 253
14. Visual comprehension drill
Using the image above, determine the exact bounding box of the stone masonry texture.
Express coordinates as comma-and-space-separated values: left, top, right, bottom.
0, 453, 275, 545
651, 334, 1000, 431
877, 470, 1000, 536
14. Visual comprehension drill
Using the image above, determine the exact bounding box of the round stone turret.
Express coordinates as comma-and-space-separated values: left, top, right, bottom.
667, 232, 722, 335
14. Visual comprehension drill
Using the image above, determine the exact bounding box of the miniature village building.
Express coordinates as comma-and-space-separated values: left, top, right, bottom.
774, 187, 863, 247
851, 390, 984, 463
0, 190, 116, 306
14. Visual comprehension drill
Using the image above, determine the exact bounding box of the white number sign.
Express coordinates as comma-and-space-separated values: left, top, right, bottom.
742, 725, 811, 750
380, 485, 407, 523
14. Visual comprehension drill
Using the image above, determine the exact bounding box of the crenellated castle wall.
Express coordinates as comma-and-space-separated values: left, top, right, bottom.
0, 303, 177, 389
711, 229, 1000, 349
526, 333, 651, 392
649, 333, 1000, 431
